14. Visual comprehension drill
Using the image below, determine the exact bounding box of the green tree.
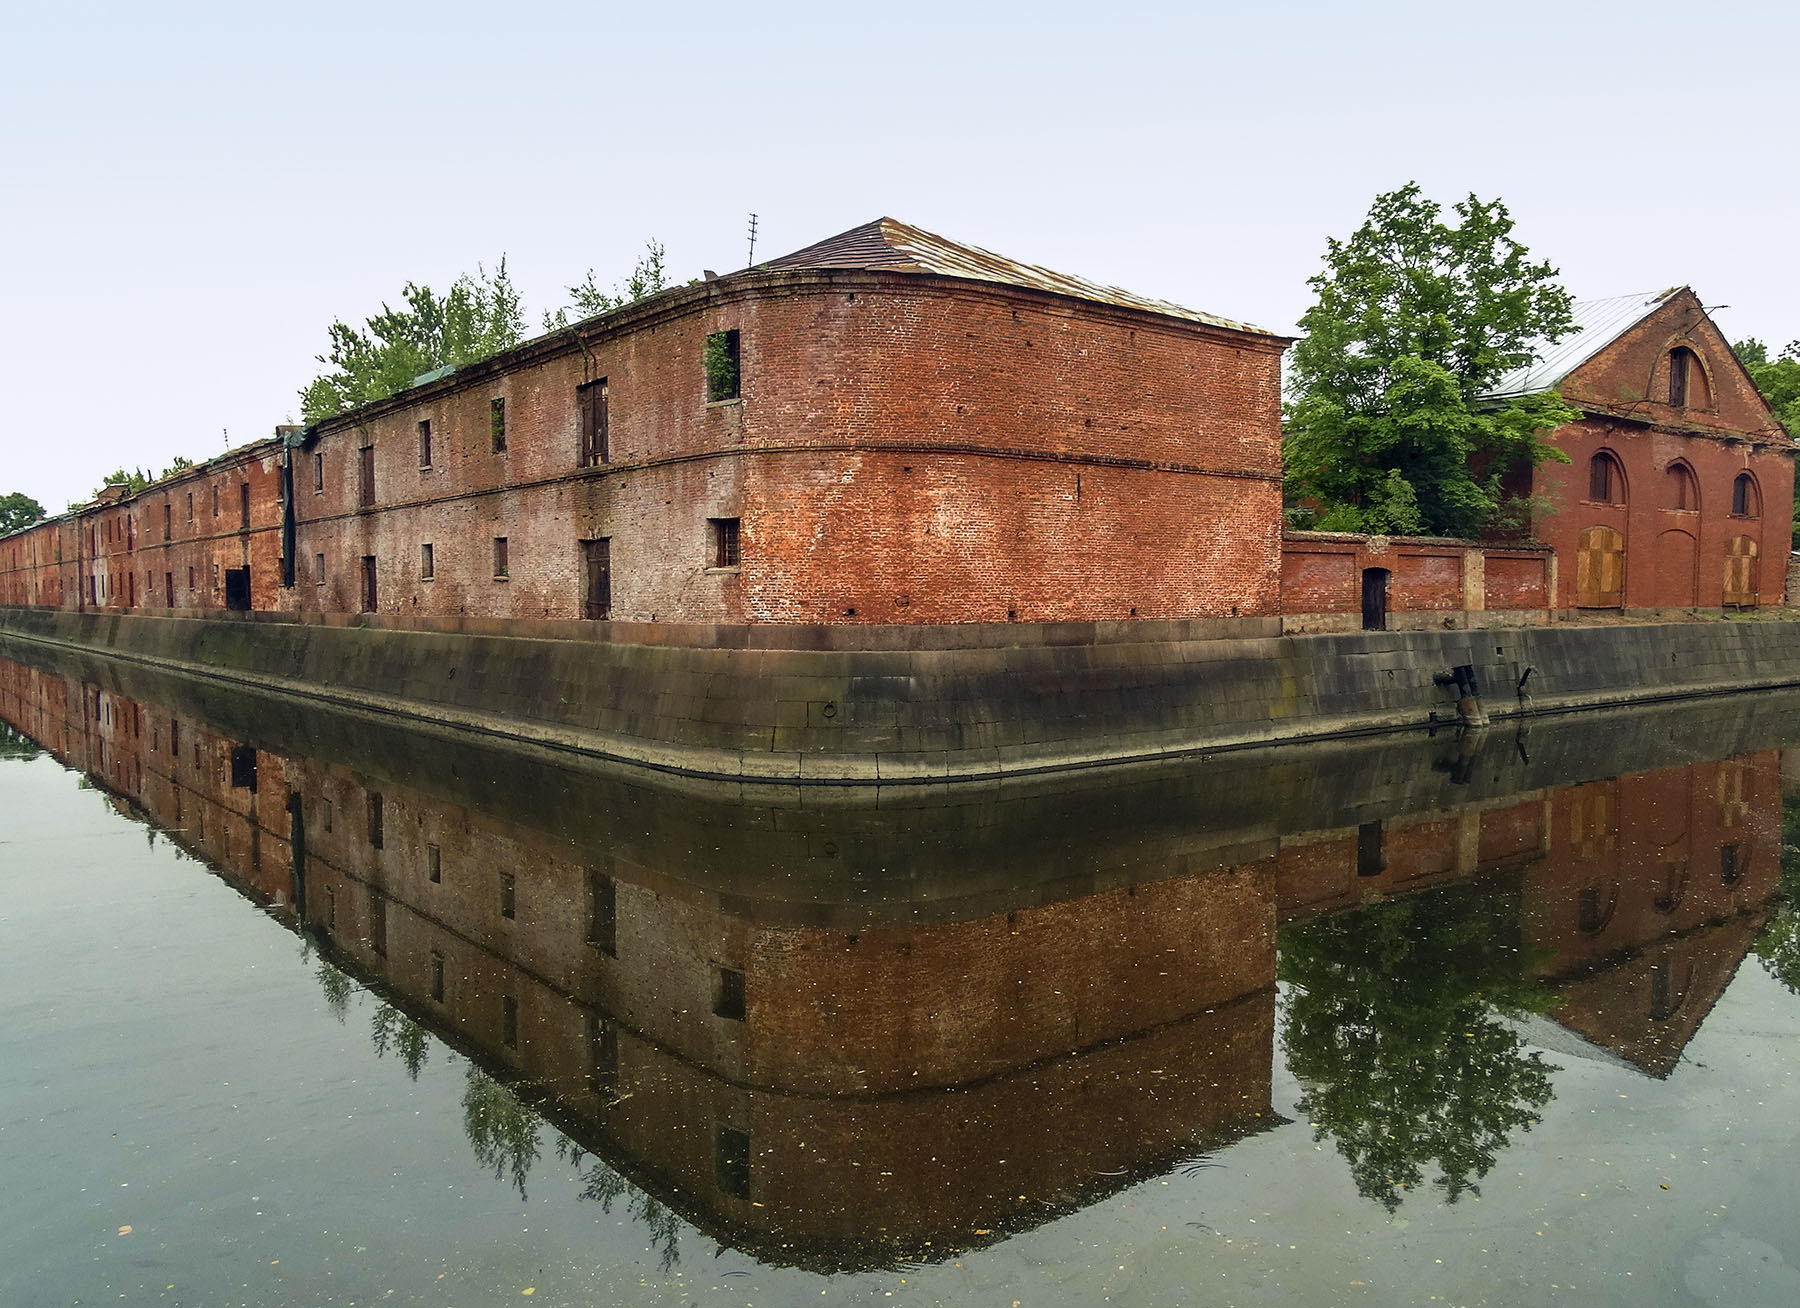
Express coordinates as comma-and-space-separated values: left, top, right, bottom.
301, 259, 525, 423
1284, 184, 1582, 537
89, 468, 151, 500
1731, 340, 1800, 535
462, 1064, 542, 1199
0, 491, 46, 535
1279, 883, 1559, 1210
159, 455, 194, 481
542, 240, 670, 331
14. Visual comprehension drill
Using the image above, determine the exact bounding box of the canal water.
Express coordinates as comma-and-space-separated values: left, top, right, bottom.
3, 646, 1799, 1308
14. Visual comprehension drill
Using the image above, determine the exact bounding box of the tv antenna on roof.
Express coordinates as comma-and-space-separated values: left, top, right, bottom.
747, 213, 759, 266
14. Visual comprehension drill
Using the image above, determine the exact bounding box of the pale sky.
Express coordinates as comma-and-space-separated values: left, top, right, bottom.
3, 0, 1795, 513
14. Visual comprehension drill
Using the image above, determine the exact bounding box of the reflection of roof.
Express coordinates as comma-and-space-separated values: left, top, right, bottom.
763, 217, 1282, 338
1483, 289, 1681, 399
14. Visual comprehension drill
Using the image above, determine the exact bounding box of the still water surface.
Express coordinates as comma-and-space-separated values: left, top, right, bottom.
3, 650, 1800, 1307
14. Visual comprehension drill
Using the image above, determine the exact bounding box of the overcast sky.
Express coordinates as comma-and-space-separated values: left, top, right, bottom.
3, 0, 1794, 512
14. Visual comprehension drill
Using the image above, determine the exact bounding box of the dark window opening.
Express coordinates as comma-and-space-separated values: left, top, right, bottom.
229, 744, 257, 792
165, 571, 174, 607
420, 543, 434, 580
313, 451, 324, 492
325, 884, 336, 930
491, 397, 507, 452
314, 553, 325, 586
714, 1125, 750, 1198
591, 1017, 619, 1099
713, 964, 745, 1020
502, 995, 519, 1049
1588, 452, 1623, 504
187, 492, 194, 522
709, 518, 741, 569
418, 419, 433, 468
1669, 347, 1693, 407
430, 951, 445, 1002
500, 870, 516, 920
212, 485, 220, 518
1360, 568, 1388, 632
493, 536, 509, 579
1732, 473, 1758, 517
369, 892, 387, 958
705, 329, 740, 403
359, 446, 375, 508
367, 792, 383, 849
361, 555, 377, 612
427, 842, 441, 884
1356, 820, 1386, 876
1721, 843, 1742, 886
588, 866, 616, 955
582, 538, 611, 620
578, 379, 609, 466
321, 797, 333, 833
239, 481, 250, 529
223, 567, 251, 611
163, 503, 172, 541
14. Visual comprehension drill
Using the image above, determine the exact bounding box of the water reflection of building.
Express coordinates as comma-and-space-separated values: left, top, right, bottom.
0, 647, 1788, 1264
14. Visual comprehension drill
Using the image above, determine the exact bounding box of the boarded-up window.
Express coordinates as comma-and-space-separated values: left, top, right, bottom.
578, 379, 608, 466
1575, 525, 1625, 608
1723, 535, 1759, 606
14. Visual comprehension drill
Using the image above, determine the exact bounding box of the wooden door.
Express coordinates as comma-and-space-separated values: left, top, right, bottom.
1723, 535, 1759, 607
582, 538, 611, 620
1361, 568, 1389, 631
1575, 526, 1624, 607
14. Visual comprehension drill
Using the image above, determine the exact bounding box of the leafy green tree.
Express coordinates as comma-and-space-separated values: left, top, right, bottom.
1754, 789, 1800, 995
159, 455, 194, 481
301, 259, 525, 423
1279, 883, 1559, 1211
463, 1064, 542, 1199
89, 468, 151, 500
0, 491, 46, 535
1284, 184, 1582, 537
543, 240, 670, 331
1731, 340, 1800, 535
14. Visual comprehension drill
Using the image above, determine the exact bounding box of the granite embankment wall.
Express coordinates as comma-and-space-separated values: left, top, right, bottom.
3, 607, 1798, 783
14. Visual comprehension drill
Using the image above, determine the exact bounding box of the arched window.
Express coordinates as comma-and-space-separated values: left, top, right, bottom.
1731, 473, 1759, 518
1588, 451, 1625, 504
1668, 347, 1710, 408
1664, 462, 1698, 510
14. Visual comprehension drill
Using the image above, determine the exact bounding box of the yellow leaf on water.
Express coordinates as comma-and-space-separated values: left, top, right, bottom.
117, 1226, 132, 1236
522, 1290, 536, 1297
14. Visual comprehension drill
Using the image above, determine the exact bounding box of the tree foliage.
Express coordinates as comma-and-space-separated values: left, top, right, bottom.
1732, 339, 1800, 534
90, 468, 152, 500
542, 240, 670, 331
300, 260, 526, 423
0, 491, 46, 535
1284, 184, 1582, 538
1754, 789, 1800, 996
1279, 883, 1559, 1211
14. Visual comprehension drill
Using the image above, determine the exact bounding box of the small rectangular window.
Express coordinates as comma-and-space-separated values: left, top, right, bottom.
578, 379, 608, 466
367, 791, 383, 849
427, 842, 441, 883
326, 884, 336, 930
418, 419, 433, 468
359, 446, 375, 508
420, 543, 434, 580
370, 892, 387, 957
588, 867, 616, 955
315, 553, 325, 585
361, 555, 377, 612
493, 536, 509, 579
239, 482, 250, 529
321, 797, 333, 833
591, 1017, 619, 1099
500, 870, 515, 920
715, 1125, 750, 1198
712, 964, 745, 1020
212, 484, 220, 518
188, 565, 195, 590
502, 995, 519, 1049
491, 397, 507, 452
709, 518, 741, 569
230, 744, 257, 792
186, 491, 194, 521
313, 451, 324, 493
430, 950, 446, 1003
705, 329, 740, 403
163, 503, 172, 541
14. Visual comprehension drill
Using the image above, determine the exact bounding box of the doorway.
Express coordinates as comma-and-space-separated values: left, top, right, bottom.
581, 538, 612, 620
1361, 568, 1389, 631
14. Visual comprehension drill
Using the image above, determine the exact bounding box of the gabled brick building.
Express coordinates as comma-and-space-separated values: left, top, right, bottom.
1487, 287, 1793, 610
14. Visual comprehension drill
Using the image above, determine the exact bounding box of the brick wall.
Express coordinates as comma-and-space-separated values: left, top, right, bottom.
1281, 532, 1554, 632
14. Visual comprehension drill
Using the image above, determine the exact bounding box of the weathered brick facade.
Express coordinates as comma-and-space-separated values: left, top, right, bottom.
1508, 288, 1793, 610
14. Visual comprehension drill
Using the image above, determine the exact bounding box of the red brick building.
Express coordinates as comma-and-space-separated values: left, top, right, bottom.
1487, 287, 1793, 610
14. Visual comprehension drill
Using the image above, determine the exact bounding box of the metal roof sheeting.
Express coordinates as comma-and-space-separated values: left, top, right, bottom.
762, 218, 1281, 338
1482, 289, 1681, 399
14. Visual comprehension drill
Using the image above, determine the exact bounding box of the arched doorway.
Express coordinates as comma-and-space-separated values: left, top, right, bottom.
1723, 535, 1760, 607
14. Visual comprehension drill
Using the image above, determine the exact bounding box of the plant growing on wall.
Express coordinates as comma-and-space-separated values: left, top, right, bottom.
1284, 184, 1582, 538
300, 259, 526, 423
704, 329, 739, 403
542, 240, 670, 331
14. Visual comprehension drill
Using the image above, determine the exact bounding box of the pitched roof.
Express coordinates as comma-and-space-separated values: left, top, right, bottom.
762, 217, 1280, 338
1482, 288, 1683, 399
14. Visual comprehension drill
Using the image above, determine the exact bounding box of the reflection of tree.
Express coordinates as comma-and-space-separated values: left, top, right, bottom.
556, 1138, 683, 1273
464, 1065, 542, 1198
372, 1003, 430, 1080
317, 960, 353, 1022
1754, 794, 1800, 994
0, 723, 40, 760
1279, 884, 1558, 1211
